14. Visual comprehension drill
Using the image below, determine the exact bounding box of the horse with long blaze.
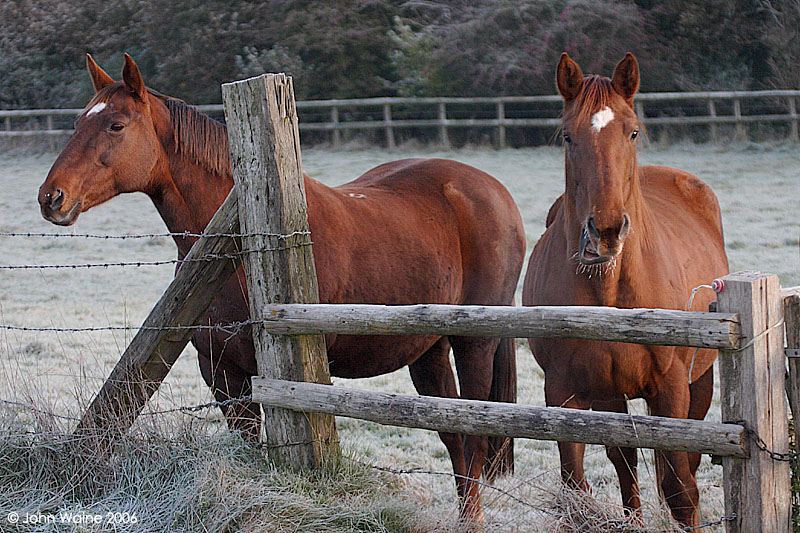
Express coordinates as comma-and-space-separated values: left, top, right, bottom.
38, 54, 526, 521
522, 53, 728, 527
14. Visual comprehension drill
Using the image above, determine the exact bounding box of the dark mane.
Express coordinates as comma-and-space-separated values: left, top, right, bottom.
84, 84, 231, 177
162, 97, 231, 177
564, 74, 615, 124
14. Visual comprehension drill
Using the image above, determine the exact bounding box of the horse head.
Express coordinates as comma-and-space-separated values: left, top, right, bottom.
38, 54, 169, 226
557, 52, 641, 266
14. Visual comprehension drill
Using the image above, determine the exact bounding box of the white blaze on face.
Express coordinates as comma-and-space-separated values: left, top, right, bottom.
591, 106, 615, 133
86, 102, 107, 117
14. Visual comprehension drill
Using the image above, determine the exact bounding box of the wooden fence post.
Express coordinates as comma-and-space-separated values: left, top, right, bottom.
789, 98, 799, 143
383, 103, 395, 149
733, 98, 747, 142
708, 99, 719, 144
222, 73, 339, 469
496, 101, 506, 149
330, 106, 340, 148
438, 102, 450, 148
717, 271, 789, 532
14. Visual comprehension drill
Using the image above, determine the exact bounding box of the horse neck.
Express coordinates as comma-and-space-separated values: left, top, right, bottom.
150, 151, 234, 258
564, 166, 654, 305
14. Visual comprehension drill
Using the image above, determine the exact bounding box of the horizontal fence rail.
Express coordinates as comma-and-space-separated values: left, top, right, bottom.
3, 90, 799, 146
260, 303, 741, 350
251, 378, 748, 457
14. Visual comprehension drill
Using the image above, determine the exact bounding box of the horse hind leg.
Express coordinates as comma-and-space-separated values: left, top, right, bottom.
449, 335, 504, 523
407, 338, 472, 517
593, 398, 641, 519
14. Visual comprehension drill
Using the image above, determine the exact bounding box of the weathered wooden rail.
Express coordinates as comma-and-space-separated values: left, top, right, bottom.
257, 303, 740, 349
3, 89, 799, 147
72, 73, 794, 532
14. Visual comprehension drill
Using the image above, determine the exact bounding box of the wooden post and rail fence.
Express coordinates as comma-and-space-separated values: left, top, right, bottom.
70, 74, 799, 532
3, 90, 800, 148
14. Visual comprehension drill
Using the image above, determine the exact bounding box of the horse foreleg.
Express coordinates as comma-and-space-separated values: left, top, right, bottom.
545, 375, 590, 492
197, 345, 260, 442
450, 336, 501, 524
648, 371, 698, 527
688, 365, 714, 476
593, 398, 641, 519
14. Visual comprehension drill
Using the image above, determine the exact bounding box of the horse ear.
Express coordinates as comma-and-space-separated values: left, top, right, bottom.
556, 52, 584, 102
612, 53, 640, 106
122, 53, 147, 102
86, 54, 114, 93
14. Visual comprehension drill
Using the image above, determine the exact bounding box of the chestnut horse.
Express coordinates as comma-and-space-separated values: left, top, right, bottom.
522, 53, 728, 527
38, 54, 526, 521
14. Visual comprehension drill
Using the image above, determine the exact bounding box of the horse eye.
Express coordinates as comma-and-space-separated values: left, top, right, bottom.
630, 129, 639, 140
110, 123, 125, 132
563, 133, 573, 145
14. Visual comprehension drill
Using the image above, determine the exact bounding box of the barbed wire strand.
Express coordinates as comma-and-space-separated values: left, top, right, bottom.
0, 396, 749, 531
0, 230, 310, 240
0, 242, 312, 270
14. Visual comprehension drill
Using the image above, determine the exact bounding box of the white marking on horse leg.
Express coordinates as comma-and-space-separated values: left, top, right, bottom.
348, 193, 366, 198
86, 103, 107, 116
591, 106, 615, 132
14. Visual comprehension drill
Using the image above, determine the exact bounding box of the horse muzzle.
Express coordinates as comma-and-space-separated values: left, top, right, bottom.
579, 213, 630, 265
39, 188, 82, 226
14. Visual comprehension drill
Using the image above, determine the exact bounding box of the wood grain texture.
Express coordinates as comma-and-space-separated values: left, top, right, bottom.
74, 188, 241, 445
252, 378, 747, 457
222, 73, 338, 468
718, 271, 790, 533
259, 303, 740, 349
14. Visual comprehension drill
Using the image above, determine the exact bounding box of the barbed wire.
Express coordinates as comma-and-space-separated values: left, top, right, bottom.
0, 242, 312, 270
0, 230, 310, 240
0, 395, 752, 531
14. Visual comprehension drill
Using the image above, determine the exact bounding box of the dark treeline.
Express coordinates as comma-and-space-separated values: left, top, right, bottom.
1, 0, 798, 109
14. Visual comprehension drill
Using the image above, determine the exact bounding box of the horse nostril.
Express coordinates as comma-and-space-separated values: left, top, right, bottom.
619, 213, 631, 238
586, 216, 600, 238
50, 189, 65, 211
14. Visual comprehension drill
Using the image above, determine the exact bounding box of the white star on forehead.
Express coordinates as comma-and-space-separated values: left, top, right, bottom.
86, 103, 107, 117
591, 106, 615, 132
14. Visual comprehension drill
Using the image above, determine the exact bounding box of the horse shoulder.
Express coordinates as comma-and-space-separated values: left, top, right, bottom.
640, 165, 723, 234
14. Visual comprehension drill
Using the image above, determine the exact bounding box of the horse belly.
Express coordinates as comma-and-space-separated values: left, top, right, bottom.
327, 334, 441, 378
534, 338, 662, 402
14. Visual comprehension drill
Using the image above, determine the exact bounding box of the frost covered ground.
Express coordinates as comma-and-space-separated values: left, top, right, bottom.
0, 143, 797, 530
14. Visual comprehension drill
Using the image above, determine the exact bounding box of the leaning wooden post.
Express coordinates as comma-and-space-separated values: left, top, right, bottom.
717, 271, 789, 532
222, 73, 339, 469
74, 189, 242, 446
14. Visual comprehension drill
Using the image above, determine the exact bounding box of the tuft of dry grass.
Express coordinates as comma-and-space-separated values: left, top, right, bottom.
0, 402, 423, 532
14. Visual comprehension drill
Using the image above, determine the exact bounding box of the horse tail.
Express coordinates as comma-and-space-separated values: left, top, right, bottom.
485, 336, 516, 482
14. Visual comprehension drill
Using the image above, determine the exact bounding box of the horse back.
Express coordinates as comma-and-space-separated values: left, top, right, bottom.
640, 165, 724, 240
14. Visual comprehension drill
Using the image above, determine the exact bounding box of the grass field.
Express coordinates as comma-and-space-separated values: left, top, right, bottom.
0, 142, 798, 531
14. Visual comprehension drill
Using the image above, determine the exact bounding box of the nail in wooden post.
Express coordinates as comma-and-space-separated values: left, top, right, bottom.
717, 271, 789, 533
222, 74, 339, 469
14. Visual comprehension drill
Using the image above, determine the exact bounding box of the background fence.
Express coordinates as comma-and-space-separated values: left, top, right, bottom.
2, 90, 800, 148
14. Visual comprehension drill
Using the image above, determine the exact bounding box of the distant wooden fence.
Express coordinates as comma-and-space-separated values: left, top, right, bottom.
3, 90, 800, 148
72, 75, 796, 532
